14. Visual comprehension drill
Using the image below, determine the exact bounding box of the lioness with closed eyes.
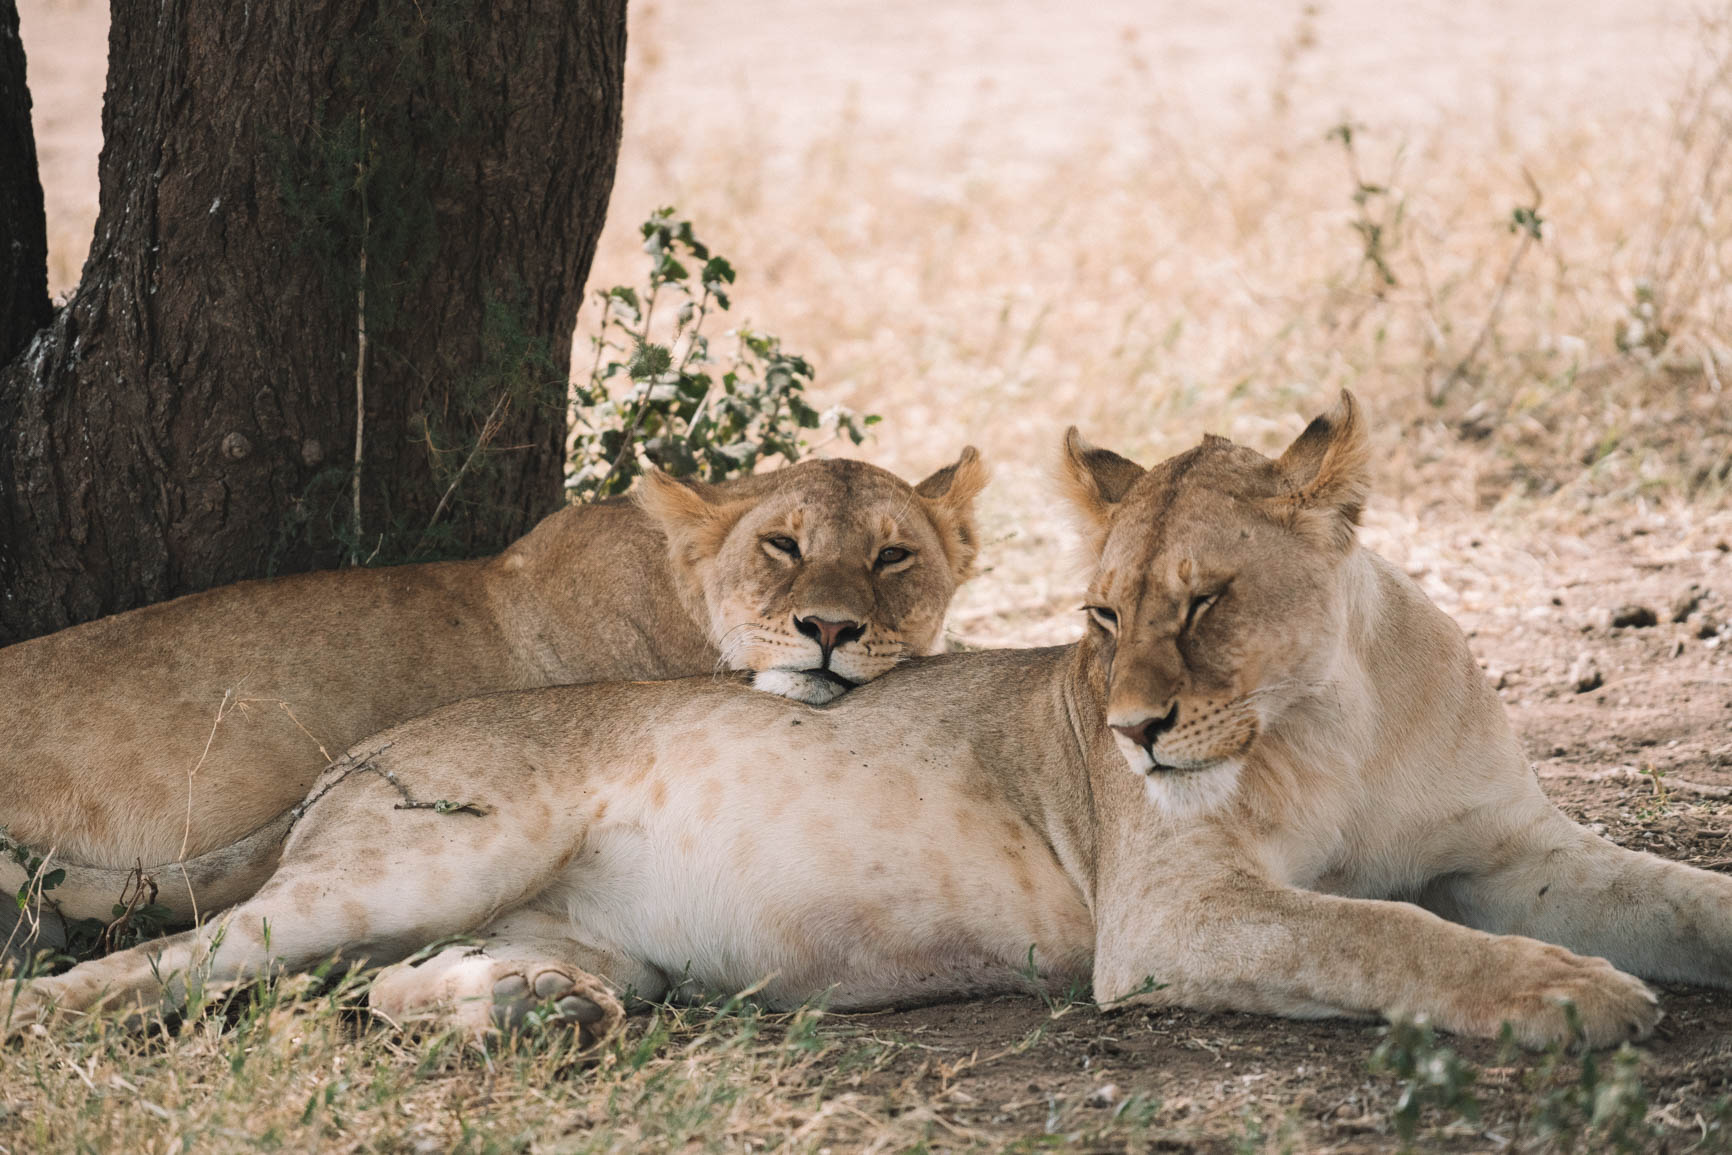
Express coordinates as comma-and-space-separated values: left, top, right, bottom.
14, 396, 1723, 1052
0, 451, 985, 950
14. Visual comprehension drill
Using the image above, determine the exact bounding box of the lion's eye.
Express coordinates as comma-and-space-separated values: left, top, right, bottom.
1184, 591, 1221, 631
1084, 605, 1119, 634
765, 535, 801, 560
875, 546, 912, 568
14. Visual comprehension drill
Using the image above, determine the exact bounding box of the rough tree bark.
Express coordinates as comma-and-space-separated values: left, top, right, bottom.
0, 0, 50, 367
0, 0, 627, 645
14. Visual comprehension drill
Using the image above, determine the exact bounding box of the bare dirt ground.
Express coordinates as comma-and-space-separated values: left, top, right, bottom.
8, 0, 1732, 1150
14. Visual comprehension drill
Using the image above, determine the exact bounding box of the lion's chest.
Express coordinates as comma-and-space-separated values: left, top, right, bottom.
547, 750, 1094, 1009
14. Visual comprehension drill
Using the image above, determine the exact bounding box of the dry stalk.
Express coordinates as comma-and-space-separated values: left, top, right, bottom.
97, 865, 160, 956
414, 390, 513, 556
0, 845, 57, 960
179, 688, 238, 864
1640, 9, 1732, 356
351, 110, 371, 565
1430, 170, 1544, 405
169, 691, 331, 922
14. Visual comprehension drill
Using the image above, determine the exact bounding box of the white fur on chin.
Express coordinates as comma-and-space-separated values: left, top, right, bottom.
1112, 732, 1241, 819
752, 669, 851, 705
1143, 760, 1242, 819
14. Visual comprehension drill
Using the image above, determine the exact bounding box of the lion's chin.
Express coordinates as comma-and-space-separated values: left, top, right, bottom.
751, 668, 858, 706
1113, 733, 1243, 819
1141, 759, 1242, 819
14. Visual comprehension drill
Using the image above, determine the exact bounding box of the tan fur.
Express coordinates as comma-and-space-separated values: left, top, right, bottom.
12, 399, 1725, 1051
0, 453, 983, 947
1065, 391, 1724, 1043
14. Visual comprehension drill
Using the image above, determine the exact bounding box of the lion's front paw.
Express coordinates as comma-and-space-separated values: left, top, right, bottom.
1479, 942, 1659, 1049
752, 669, 850, 705
370, 949, 623, 1048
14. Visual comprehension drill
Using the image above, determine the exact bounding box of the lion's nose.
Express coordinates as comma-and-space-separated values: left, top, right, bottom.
1110, 703, 1179, 750
794, 615, 866, 660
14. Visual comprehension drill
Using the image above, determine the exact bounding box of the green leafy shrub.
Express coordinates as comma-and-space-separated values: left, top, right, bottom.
568, 208, 877, 502
1522, 1007, 1651, 1153
1369, 1017, 1480, 1146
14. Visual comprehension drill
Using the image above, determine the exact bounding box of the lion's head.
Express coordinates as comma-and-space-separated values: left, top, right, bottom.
1059, 391, 1370, 817
636, 451, 988, 704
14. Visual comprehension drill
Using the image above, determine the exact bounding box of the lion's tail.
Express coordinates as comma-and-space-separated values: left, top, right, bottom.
1, 812, 293, 964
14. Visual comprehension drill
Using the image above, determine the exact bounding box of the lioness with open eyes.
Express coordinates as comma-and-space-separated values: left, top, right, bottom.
11, 394, 1726, 1051
0, 452, 985, 952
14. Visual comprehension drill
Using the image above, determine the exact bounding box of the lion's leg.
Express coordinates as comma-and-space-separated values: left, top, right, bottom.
368, 910, 663, 1045
4, 899, 351, 1036
1093, 853, 1659, 1048
1420, 794, 1732, 987
5, 767, 591, 1037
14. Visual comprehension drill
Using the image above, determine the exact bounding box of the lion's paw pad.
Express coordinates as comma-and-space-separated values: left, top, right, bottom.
492, 973, 529, 999
488, 965, 617, 1043
532, 969, 574, 999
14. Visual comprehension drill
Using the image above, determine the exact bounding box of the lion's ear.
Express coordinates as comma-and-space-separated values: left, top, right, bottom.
1273, 390, 1370, 549
916, 446, 989, 583
633, 468, 752, 569
1058, 427, 1144, 555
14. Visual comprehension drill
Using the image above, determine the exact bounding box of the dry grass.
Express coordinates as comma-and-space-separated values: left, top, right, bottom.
1, 978, 992, 1154
577, 0, 1732, 646
8, 0, 1732, 1150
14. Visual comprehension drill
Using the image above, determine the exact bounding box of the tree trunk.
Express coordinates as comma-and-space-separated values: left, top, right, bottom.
0, 0, 50, 366
0, 0, 626, 646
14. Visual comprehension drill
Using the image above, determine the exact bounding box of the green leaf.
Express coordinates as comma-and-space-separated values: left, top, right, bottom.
629, 343, 674, 379
702, 256, 736, 287
1510, 205, 1545, 240
656, 255, 689, 284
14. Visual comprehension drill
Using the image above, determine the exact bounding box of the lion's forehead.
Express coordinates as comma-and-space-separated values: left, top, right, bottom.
1112, 448, 1287, 535
751, 460, 917, 512
1096, 504, 1255, 598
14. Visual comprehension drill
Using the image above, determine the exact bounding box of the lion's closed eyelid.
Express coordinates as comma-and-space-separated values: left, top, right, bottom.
1184, 583, 1229, 628
1083, 604, 1119, 633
